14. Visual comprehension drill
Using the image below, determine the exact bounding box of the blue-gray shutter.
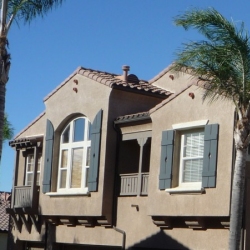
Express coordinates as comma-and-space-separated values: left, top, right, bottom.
202, 124, 219, 188
88, 109, 103, 192
159, 130, 175, 190
42, 119, 54, 193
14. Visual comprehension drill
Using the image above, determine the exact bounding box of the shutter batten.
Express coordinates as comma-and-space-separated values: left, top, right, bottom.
159, 130, 174, 189
88, 109, 103, 192
202, 124, 219, 188
42, 119, 54, 193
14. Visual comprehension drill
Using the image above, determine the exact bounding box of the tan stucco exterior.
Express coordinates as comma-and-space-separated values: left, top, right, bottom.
8, 66, 246, 250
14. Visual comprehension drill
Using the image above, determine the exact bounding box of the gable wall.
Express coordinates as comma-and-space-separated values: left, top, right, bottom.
152, 70, 197, 94
149, 85, 235, 216
39, 73, 112, 216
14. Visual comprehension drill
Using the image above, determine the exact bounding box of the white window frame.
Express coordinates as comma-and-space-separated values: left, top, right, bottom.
25, 153, 42, 186
178, 129, 204, 189
57, 117, 91, 194
165, 120, 208, 194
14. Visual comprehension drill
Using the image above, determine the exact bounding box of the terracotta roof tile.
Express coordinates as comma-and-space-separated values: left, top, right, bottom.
115, 78, 200, 124
0, 192, 10, 232
44, 67, 173, 101
115, 111, 150, 124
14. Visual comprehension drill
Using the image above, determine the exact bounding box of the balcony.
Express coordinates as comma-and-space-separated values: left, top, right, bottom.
12, 185, 39, 211
120, 173, 149, 196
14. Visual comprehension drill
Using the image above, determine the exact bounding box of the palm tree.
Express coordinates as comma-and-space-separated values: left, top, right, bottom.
0, 0, 64, 160
172, 8, 250, 250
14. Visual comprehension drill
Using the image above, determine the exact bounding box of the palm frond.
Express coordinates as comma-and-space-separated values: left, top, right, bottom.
172, 8, 250, 109
5, 0, 64, 24
3, 113, 13, 142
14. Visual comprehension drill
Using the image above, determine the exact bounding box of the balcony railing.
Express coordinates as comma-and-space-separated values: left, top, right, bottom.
12, 186, 39, 209
120, 173, 149, 196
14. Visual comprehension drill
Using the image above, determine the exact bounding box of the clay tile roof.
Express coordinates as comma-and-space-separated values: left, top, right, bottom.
114, 111, 150, 124
78, 67, 173, 97
44, 67, 173, 101
0, 192, 11, 232
9, 135, 43, 148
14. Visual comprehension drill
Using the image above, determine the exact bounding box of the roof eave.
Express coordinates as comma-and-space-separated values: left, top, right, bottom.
112, 85, 170, 99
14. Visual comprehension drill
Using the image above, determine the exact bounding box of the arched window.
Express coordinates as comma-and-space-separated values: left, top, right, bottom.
57, 117, 91, 193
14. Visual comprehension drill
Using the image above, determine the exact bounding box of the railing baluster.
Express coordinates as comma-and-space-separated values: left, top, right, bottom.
120, 173, 149, 196
13, 186, 39, 208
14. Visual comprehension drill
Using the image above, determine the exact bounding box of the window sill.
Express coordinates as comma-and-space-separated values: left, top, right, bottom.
46, 191, 90, 197
165, 186, 205, 194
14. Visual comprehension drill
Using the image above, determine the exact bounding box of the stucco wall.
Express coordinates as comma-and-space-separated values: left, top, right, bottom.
149, 85, 235, 216
116, 196, 229, 249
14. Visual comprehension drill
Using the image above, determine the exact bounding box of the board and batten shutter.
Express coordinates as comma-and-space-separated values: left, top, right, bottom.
88, 109, 103, 192
202, 124, 219, 188
159, 130, 175, 190
42, 119, 54, 193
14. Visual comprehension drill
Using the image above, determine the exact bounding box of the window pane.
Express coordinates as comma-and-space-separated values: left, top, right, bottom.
26, 173, 33, 186
60, 150, 68, 168
60, 170, 67, 188
86, 147, 91, 166
62, 125, 70, 143
184, 132, 204, 157
73, 118, 84, 142
71, 148, 83, 188
27, 155, 34, 171
183, 158, 203, 182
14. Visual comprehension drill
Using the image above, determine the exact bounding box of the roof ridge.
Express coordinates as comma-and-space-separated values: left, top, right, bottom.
148, 64, 174, 84
43, 66, 173, 102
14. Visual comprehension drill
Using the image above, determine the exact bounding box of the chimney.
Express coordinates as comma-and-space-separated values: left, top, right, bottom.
122, 65, 130, 82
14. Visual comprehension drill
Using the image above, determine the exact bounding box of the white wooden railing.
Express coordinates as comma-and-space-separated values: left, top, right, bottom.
120, 173, 149, 196
13, 186, 39, 208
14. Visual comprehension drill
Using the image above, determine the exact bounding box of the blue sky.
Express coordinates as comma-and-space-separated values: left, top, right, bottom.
0, 0, 249, 191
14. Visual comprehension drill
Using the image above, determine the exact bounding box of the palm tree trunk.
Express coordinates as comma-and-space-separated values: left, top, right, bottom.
0, 80, 5, 160
0, 33, 10, 160
229, 147, 247, 250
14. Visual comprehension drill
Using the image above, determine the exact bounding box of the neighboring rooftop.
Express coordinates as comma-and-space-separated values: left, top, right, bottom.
0, 192, 10, 232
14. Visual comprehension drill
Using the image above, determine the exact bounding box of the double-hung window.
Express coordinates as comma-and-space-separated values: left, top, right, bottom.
25, 153, 42, 186
159, 121, 219, 192
179, 130, 204, 188
57, 117, 91, 193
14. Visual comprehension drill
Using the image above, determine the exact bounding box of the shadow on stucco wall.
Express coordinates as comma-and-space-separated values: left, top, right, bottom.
127, 229, 190, 250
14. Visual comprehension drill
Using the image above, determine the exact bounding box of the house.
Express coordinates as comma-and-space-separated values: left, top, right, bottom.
0, 191, 11, 250
6, 64, 248, 249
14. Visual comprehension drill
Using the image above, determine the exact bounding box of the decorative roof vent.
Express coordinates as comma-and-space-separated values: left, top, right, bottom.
127, 74, 139, 84
122, 65, 130, 82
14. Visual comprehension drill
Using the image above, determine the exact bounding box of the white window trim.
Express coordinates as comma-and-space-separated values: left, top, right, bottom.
178, 130, 204, 189
165, 186, 204, 194
46, 191, 90, 196
165, 120, 208, 194
25, 153, 42, 186
57, 117, 91, 194
172, 120, 208, 130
